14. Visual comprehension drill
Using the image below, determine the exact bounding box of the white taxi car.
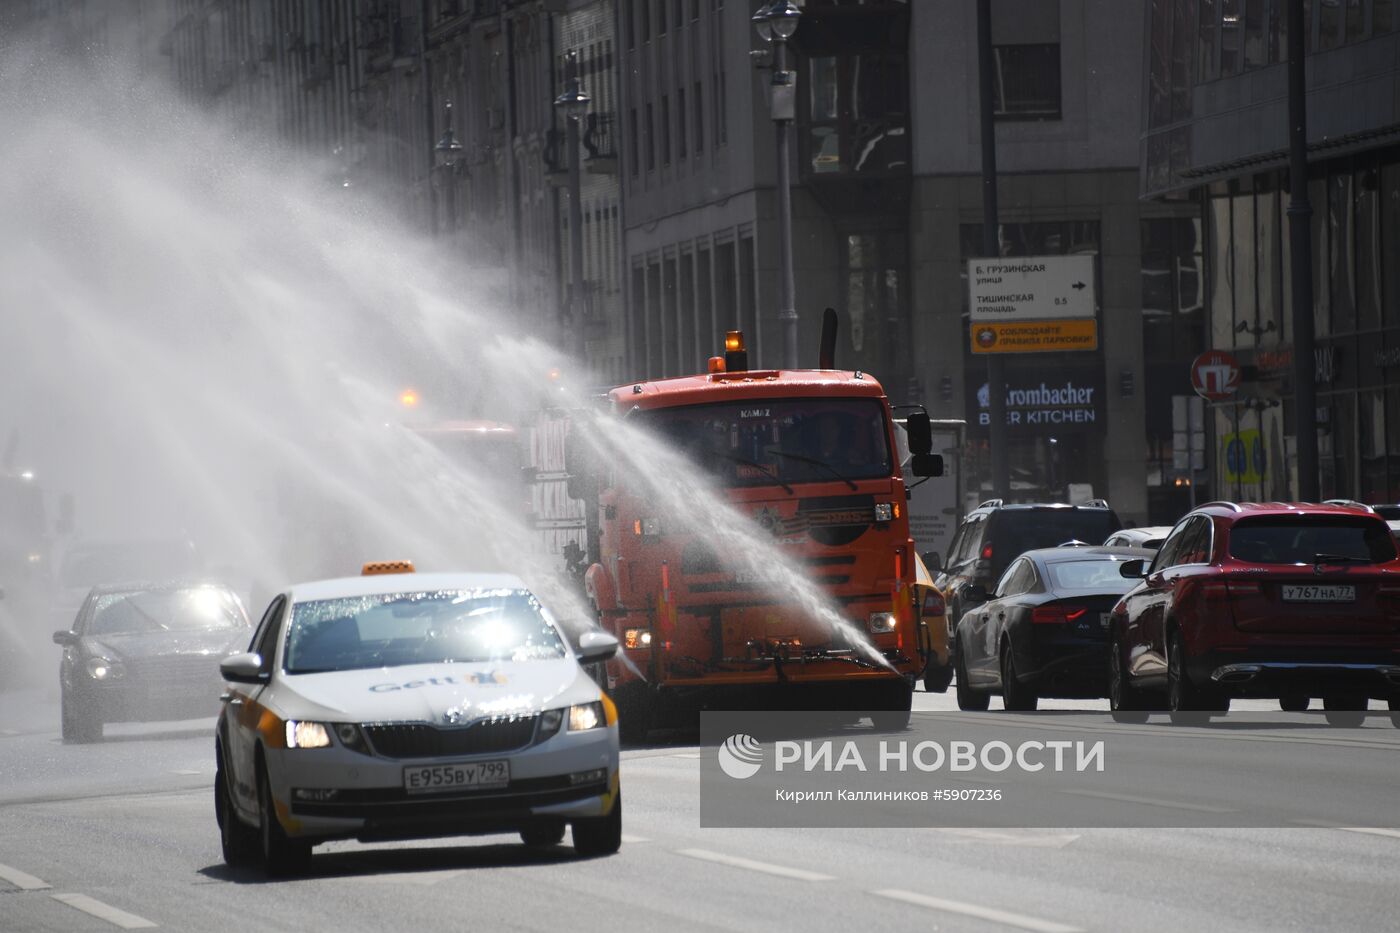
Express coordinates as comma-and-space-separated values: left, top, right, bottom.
214, 564, 621, 875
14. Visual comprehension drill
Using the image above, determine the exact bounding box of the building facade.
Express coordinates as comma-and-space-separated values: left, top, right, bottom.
616, 0, 1164, 519
1142, 0, 1400, 504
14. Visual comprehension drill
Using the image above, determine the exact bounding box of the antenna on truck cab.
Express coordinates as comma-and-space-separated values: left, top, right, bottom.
818, 307, 838, 369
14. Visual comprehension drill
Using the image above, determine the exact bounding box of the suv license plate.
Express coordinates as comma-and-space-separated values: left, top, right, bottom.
1282, 585, 1355, 603
403, 760, 510, 795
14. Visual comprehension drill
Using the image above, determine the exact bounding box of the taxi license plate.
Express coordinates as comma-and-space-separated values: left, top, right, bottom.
403, 760, 510, 795
1282, 585, 1355, 603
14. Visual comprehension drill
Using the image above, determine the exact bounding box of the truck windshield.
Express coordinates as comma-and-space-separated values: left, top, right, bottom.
642, 397, 893, 487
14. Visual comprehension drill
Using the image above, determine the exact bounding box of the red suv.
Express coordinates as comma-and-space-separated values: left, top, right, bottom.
1108, 502, 1400, 726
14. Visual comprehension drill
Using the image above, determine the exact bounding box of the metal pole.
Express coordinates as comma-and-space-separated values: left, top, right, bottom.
1286, 0, 1318, 501
774, 37, 798, 370
976, 0, 1009, 499
418, 0, 436, 235
567, 106, 586, 359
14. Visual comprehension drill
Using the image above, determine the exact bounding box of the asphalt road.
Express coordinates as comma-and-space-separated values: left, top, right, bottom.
2, 689, 1398, 933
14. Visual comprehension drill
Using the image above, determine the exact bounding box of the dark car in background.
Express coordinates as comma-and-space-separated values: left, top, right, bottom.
1110, 502, 1400, 726
934, 501, 1123, 631
953, 546, 1153, 711
53, 581, 251, 742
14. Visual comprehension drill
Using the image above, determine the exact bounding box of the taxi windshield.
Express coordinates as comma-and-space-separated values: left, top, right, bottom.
283, 588, 566, 674
640, 397, 893, 487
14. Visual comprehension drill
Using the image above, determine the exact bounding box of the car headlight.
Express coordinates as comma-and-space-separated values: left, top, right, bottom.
87, 657, 124, 681
285, 720, 332, 749
568, 701, 605, 732
538, 708, 564, 741
333, 723, 369, 753
867, 611, 898, 634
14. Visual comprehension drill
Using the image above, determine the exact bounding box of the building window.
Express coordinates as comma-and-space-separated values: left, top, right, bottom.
629, 107, 639, 176
804, 51, 909, 174
1378, 0, 1396, 34
626, 0, 636, 48
674, 0, 684, 27
645, 103, 655, 170
677, 86, 688, 158
1197, 0, 1219, 82
640, 0, 650, 42
716, 70, 727, 144
694, 80, 704, 151
1219, 0, 1242, 75
992, 44, 1061, 120
657, 0, 667, 36
661, 94, 672, 165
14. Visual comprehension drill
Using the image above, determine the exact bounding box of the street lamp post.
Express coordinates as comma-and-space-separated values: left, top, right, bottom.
554, 51, 591, 359
753, 2, 802, 371
434, 100, 465, 234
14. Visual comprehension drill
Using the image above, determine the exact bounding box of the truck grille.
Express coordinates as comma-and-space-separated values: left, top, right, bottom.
363, 716, 538, 759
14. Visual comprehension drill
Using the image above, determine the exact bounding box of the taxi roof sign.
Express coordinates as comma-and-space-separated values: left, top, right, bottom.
361, 560, 416, 576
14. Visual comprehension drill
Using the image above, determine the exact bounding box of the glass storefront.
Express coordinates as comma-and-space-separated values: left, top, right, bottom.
1201, 146, 1400, 502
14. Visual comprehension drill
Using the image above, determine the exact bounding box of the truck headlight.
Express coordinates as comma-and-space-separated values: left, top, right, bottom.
867, 612, 898, 634
87, 657, 124, 681
874, 503, 894, 522
568, 701, 605, 732
624, 628, 652, 649
285, 720, 332, 749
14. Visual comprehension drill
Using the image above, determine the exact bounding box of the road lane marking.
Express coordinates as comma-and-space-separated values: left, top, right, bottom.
670, 753, 701, 759
170, 770, 200, 776
50, 893, 157, 929
620, 834, 651, 844
1059, 788, 1235, 813
935, 828, 1081, 848
0, 862, 50, 890
872, 889, 1082, 933
1292, 820, 1400, 839
673, 848, 834, 881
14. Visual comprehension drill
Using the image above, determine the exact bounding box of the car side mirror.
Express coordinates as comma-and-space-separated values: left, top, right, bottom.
905, 412, 933, 455
960, 583, 990, 605
575, 630, 618, 664
1119, 559, 1147, 579
52, 630, 76, 646
220, 652, 268, 684
921, 550, 942, 574
910, 453, 943, 478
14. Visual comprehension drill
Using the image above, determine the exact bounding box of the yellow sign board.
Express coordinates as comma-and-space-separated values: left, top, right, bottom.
970, 319, 1099, 354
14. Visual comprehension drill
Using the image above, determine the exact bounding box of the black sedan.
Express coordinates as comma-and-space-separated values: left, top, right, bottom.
954, 546, 1153, 711
53, 581, 251, 742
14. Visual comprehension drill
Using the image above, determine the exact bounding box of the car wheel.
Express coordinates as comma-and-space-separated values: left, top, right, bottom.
1166, 630, 1224, 725
60, 689, 101, 744
1108, 639, 1149, 723
871, 679, 913, 731
613, 683, 653, 746
922, 660, 954, 693
1389, 698, 1400, 729
572, 794, 622, 858
1322, 696, 1366, 728
521, 822, 567, 848
216, 758, 256, 868
258, 761, 311, 877
1279, 694, 1310, 713
954, 640, 990, 712
1000, 644, 1038, 712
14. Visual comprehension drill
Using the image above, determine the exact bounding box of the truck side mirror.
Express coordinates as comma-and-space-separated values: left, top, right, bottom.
910, 453, 943, 478
905, 412, 933, 455
921, 550, 942, 574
